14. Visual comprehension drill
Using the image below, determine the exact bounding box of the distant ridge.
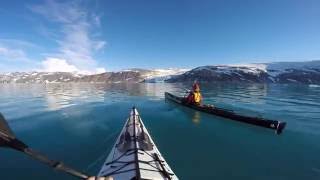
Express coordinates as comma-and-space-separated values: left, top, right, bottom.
0, 68, 187, 84
167, 60, 320, 84
1, 61, 320, 84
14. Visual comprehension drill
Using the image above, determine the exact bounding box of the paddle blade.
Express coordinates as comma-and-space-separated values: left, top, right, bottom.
0, 113, 29, 151
0, 113, 15, 139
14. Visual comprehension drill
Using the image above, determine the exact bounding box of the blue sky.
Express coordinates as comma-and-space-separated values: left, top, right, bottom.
0, 0, 320, 72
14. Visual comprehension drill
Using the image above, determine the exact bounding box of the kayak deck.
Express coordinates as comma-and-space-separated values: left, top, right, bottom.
98, 107, 178, 179
165, 92, 286, 135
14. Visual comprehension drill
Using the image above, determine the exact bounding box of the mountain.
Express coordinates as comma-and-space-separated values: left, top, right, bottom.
75, 70, 145, 83
0, 68, 188, 84
0, 72, 83, 83
1, 61, 320, 84
142, 68, 189, 83
75, 68, 189, 83
166, 61, 320, 84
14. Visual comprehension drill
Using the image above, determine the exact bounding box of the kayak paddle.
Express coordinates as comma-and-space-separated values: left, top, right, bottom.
0, 113, 89, 179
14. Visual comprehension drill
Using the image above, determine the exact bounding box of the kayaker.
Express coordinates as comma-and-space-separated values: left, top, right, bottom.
192, 80, 200, 91
186, 80, 202, 105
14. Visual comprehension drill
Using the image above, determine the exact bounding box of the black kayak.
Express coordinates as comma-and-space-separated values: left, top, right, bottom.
165, 92, 286, 135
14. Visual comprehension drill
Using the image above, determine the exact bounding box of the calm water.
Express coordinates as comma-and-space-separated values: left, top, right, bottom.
0, 83, 319, 180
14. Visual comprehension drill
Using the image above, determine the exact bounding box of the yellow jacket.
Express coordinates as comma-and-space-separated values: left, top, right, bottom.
193, 92, 202, 103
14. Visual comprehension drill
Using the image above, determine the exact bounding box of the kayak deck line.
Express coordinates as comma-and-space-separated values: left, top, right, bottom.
165, 92, 287, 135
98, 107, 178, 179
102, 149, 175, 177
132, 108, 141, 180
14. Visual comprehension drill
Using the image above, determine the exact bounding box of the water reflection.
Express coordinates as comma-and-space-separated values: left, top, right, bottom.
45, 83, 106, 110
191, 111, 201, 124
1, 82, 319, 128
43, 83, 183, 110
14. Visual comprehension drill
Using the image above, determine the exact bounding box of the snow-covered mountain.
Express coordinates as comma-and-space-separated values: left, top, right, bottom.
75, 68, 189, 83
0, 68, 188, 84
142, 68, 189, 83
0, 72, 84, 83
167, 61, 320, 84
1, 61, 320, 84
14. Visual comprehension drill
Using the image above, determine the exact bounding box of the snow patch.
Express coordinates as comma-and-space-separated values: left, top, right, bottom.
309, 84, 320, 88
143, 68, 189, 82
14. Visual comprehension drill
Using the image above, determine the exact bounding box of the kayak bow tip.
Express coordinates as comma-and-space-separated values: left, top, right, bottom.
276, 122, 286, 135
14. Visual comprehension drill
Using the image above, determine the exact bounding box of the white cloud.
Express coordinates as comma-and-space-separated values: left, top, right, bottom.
0, 38, 40, 49
29, 0, 85, 24
0, 42, 41, 72
29, 0, 106, 72
92, 15, 101, 27
41, 58, 79, 72
96, 67, 106, 74
0, 45, 28, 61
94, 41, 106, 51
40, 57, 106, 74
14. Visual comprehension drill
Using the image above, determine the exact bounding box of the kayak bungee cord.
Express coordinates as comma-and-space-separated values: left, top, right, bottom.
137, 112, 173, 180
98, 107, 177, 179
